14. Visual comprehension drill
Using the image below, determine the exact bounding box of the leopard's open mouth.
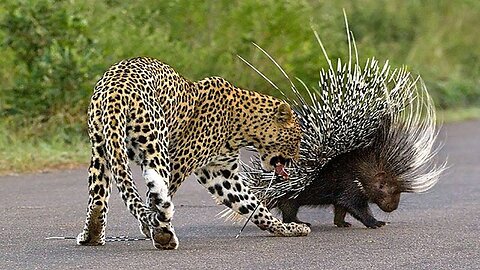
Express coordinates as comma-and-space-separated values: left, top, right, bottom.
270, 156, 290, 180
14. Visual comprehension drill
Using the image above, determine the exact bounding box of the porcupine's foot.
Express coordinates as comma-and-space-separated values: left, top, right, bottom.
283, 217, 312, 227
333, 205, 352, 228
150, 223, 179, 250
340, 205, 387, 229
294, 220, 312, 227
364, 220, 387, 229
334, 220, 352, 227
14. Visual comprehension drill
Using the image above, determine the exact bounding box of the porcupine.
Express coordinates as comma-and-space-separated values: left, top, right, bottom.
231, 14, 447, 229
275, 101, 443, 228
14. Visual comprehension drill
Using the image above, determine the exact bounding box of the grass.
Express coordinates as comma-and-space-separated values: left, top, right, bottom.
0, 115, 90, 175
437, 107, 480, 123
0, 0, 479, 174
0, 135, 89, 175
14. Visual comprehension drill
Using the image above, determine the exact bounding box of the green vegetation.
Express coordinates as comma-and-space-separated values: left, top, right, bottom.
0, 0, 479, 174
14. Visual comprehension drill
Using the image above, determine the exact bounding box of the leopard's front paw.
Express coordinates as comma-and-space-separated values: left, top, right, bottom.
272, 222, 311, 237
150, 223, 179, 250
292, 222, 311, 236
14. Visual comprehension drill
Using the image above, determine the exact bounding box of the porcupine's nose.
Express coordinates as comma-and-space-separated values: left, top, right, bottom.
382, 202, 399, 213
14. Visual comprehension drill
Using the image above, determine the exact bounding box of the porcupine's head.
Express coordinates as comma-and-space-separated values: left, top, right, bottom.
353, 84, 446, 212
362, 170, 401, 213
353, 137, 402, 213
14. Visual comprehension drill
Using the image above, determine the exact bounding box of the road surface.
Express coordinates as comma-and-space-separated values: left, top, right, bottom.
0, 120, 479, 269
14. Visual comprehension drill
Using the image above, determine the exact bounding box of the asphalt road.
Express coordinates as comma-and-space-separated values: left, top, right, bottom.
0, 120, 479, 270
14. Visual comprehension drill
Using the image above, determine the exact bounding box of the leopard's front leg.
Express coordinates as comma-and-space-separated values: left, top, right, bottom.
129, 105, 179, 250
142, 167, 178, 249
194, 155, 310, 237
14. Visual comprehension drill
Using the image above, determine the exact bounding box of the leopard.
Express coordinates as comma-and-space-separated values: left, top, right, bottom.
76, 57, 310, 250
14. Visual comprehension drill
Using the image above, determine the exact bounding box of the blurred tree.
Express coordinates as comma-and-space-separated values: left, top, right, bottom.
1, 0, 101, 118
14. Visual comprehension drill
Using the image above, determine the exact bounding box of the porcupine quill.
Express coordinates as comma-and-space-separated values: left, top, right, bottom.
45, 236, 149, 242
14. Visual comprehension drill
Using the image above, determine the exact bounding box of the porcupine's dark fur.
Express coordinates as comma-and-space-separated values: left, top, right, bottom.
231, 13, 446, 228
276, 145, 395, 228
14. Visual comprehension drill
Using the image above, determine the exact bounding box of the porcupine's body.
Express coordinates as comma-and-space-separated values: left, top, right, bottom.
277, 116, 414, 228
278, 147, 394, 228
237, 14, 446, 229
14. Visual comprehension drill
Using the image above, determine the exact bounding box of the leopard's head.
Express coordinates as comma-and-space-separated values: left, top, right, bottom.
254, 102, 302, 179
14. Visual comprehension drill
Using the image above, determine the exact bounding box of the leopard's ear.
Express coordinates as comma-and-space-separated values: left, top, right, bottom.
275, 103, 293, 126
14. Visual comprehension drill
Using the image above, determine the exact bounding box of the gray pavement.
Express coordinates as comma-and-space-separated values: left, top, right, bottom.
0, 120, 479, 269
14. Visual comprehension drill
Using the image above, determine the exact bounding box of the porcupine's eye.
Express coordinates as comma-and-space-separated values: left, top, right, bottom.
374, 172, 388, 191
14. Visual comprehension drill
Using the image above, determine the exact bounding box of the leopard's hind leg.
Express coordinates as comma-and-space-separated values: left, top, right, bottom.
78, 91, 177, 249
76, 137, 112, 245
77, 93, 112, 245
